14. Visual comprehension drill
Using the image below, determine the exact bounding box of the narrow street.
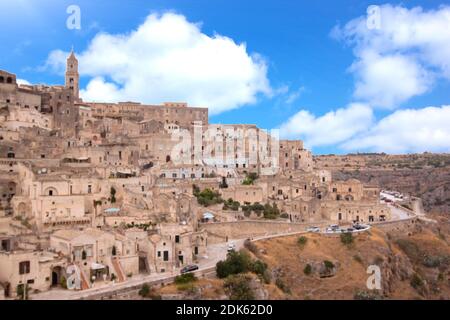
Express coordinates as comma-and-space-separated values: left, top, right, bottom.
30, 240, 245, 300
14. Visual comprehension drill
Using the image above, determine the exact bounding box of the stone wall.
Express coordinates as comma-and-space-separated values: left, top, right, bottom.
201, 220, 328, 241
371, 217, 419, 234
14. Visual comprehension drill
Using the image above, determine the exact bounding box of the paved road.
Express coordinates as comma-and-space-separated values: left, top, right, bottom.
31, 240, 245, 300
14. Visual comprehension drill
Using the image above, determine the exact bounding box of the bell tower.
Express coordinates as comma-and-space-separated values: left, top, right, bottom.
65, 48, 79, 101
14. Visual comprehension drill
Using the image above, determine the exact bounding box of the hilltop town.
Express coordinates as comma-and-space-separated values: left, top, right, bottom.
0, 51, 431, 300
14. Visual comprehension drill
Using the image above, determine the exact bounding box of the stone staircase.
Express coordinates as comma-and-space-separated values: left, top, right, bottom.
111, 257, 126, 282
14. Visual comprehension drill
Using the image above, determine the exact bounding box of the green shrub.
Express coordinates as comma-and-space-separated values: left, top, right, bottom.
410, 273, 424, 289
251, 260, 270, 283
139, 283, 162, 299
324, 260, 335, 270
275, 278, 291, 294
216, 250, 271, 283
195, 188, 223, 207
177, 283, 196, 292
242, 173, 259, 185
303, 264, 312, 275
263, 202, 280, 219
422, 255, 445, 268
354, 290, 383, 300
139, 284, 150, 297
223, 274, 255, 300
175, 273, 197, 285
396, 239, 421, 261
340, 232, 354, 245
297, 236, 308, 248
216, 250, 252, 278
223, 198, 240, 211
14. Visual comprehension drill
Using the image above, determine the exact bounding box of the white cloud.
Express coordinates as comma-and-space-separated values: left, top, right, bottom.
342, 105, 450, 153
333, 4, 450, 108
44, 12, 272, 115
285, 86, 305, 104
279, 103, 373, 148
16, 78, 30, 85
280, 103, 450, 154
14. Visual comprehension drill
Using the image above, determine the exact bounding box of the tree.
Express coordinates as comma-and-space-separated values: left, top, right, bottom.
297, 236, 308, 248
216, 250, 252, 278
242, 172, 259, 185
340, 232, 354, 246
223, 274, 255, 300
303, 264, 312, 275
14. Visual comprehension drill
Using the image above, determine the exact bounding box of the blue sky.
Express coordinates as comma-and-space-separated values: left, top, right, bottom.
1, 0, 449, 154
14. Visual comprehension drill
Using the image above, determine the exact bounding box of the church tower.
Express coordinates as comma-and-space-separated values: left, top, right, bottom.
65, 48, 79, 101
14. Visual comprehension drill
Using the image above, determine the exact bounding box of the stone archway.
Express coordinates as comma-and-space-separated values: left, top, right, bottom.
51, 266, 64, 287
44, 187, 58, 196
345, 195, 354, 201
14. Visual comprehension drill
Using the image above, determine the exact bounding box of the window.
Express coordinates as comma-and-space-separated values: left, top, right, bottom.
157, 251, 161, 257
87, 185, 92, 193
175, 235, 180, 243
163, 251, 169, 261
19, 261, 30, 275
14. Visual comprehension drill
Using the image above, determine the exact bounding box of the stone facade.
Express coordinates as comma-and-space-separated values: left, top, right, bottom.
0, 51, 393, 298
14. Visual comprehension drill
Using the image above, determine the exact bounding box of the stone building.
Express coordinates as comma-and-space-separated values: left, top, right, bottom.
0, 50, 395, 297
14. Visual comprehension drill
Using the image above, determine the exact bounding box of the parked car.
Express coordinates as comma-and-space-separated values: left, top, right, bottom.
181, 264, 199, 274
307, 226, 320, 233
227, 243, 236, 252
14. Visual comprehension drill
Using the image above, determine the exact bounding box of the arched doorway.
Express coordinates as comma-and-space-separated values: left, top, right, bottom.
51, 266, 64, 287
44, 187, 58, 196
345, 195, 354, 201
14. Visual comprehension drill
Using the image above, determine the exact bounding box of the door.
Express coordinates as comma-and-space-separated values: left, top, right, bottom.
52, 271, 58, 286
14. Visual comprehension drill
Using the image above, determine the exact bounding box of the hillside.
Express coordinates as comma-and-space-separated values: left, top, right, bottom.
144, 218, 450, 300
314, 153, 450, 214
